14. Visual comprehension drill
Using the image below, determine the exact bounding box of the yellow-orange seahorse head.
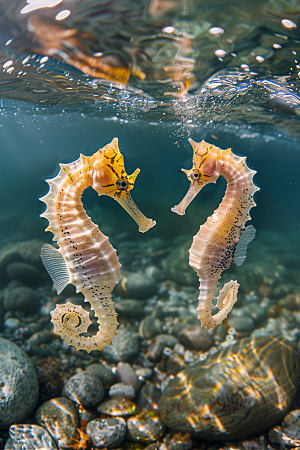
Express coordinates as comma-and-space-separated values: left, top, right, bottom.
90, 137, 140, 199
183, 139, 222, 185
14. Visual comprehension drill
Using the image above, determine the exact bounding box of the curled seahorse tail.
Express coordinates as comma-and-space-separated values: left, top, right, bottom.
51, 299, 118, 352
196, 280, 239, 329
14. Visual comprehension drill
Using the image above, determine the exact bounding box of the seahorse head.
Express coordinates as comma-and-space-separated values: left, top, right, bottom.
90, 137, 156, 232
171, 139, 222, 215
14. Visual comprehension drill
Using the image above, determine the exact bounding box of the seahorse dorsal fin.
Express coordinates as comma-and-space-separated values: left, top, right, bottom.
234, 225, 256, 267
41, 244, 71, 294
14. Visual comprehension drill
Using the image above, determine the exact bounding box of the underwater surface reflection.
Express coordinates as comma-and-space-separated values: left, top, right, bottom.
0, 1, 300, 449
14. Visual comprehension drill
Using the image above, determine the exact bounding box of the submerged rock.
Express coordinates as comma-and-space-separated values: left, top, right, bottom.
160, 336, 300, 439
6, 262, 40, 285
36, 397, 79, 449
0, 338, 39, 430
163, 241, 198, 286
102, 328, 140, 363
64, 372, 104, 408
127, 412, 166, 443
86, 417, 126, 449
4, 286, 40, 314
86, 363, 116, 388
118, 272, 157, 298
4, 424, 57, 450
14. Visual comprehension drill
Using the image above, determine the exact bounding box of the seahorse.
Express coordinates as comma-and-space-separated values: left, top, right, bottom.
172, 139, 259, 329
40, 138, 156, 352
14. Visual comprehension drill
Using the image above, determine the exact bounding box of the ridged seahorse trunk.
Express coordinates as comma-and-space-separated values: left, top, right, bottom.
40, 138, 155, 352
172, 139, 258, 329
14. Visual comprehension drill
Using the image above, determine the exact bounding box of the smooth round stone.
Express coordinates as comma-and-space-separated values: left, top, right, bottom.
4, 424, 57, 450
4, 286, 40, 315
97, 398, 139, 417
116, 362, 141, 393
139, 317, 164, 340
136, 382, 161, 412
171, 315, 200, 336
27, 331, 53, 348
227, 316, 255, 333
36, 397, 79, 448
127, 412, 166, 443
162, 432, 193, 450
119, 272, 157, 298
4, 318, 21, 330
64, 372, 104, 408
6, 262, 40, 285
115, 299, 144, 319
16, 240, 44, 268
178, 325, 214, 351
86, 363, 116, 388
163, 241, 198, 286
268, 425, 300, 449
160, 336, 300, 439
146, 334, 178, 362
0, 338, 39, 430
86, 417, 126, 449
109, 383, 135, 399
102, 328, 140, 363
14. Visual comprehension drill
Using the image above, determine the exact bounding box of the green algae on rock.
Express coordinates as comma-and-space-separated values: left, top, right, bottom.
160, 336, 300, 439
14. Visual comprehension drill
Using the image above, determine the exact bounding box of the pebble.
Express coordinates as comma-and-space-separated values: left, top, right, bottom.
178, 325, 214, 351
115, 299, 144, 319
166, 352, 186, 376
163, 241, 198, 286
162, 432, 193, 450
86, 417, 127, 449
116, 362, 141, 393
109, 383, 135, 399
139, 317, 164, 339
27, 331, 53, 348
160, 336, 300, 439
136, 382, 161, 412
4, 318, 20, 330
6, 262, 40, 285
135, 367, 153, 379
127, 412, 166, 443
4, 286, 40, 315
36, 397, 79, 449
0, 245, 22, 277
146, 334, 178, 362
102, 328, 140, 363
4, 424, 57, 450
268, 425, 300, 449
227, 316, 255, 333
86, 363, 116, 388
171, 315, 200, 336
118, 272, 157, 298
97, 398, 139, 417
64, 372, 104, 408
0, 338, 39, 430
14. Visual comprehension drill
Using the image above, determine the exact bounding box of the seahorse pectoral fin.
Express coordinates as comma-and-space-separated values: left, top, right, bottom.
234, 225, 256, 266
41, 244, 71, 294
115, 192, 156, 233
171, 181, 202, 215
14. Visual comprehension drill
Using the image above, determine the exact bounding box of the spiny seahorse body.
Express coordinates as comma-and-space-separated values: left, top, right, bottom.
172, 139, 259, 329
40, 138, 155, 352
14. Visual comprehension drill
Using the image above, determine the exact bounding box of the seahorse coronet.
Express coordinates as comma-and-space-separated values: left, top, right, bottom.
40, 138, 155, 352
172, 139, 258, 329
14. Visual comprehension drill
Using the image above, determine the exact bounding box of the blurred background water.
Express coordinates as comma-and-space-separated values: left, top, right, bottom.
1, 1, 300, 449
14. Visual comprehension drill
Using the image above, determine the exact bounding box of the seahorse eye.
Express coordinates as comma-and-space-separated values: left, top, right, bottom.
191, 171, 200, 181
116, 179, 128, 190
